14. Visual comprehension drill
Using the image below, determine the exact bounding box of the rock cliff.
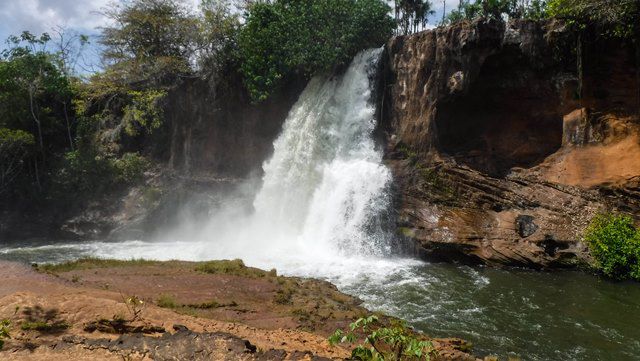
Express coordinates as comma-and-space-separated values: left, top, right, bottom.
382, 19, 640, 267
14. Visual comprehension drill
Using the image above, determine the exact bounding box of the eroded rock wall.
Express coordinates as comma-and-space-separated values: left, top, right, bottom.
383, 19, 640, 267
165, 73, 305, 178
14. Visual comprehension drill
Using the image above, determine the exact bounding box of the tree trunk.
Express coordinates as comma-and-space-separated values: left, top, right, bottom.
63, 101, 74, 151
577, 32, 584, 102
34, 158, 41, 191
28, 86, 45, 166
442, 0, 446, 25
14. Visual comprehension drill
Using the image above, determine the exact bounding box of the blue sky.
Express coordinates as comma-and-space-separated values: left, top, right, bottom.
0, 0, 459, 72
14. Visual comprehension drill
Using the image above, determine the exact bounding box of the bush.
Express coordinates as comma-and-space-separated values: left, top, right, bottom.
0, 319, 10, 350
0, 128, 34, 195
584, 213, 640, 280
238, 0, 394, 101
156, 294, 178, 309
547, 0, 639, 38
53, 151, 148, 199
329, 315, 434, 360
122, 89, 167, 136
112, 152, 149, 184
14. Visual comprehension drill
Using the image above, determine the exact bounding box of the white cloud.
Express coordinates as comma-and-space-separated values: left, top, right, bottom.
0, 0, 202, 41
0, 0, 111, 38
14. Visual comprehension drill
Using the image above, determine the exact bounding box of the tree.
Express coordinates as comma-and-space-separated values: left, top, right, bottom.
548, 0, 639, 37
395, 0, 435, 35
547, 0, 640, 113
196, 0, 241, 73
0, 32, 76, 190
99, 0, 200, 84
238, 0, 395, 101
0, 128, 34, 195
51, 27, 90, 150
445, 0, 538, 23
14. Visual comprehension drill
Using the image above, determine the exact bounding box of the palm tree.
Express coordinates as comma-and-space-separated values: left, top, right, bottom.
396, 0, 435, 35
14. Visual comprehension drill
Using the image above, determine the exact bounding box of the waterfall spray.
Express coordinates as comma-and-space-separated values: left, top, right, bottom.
249, 47, 392, 259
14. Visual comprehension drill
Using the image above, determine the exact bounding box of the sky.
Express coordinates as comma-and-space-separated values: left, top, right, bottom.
0, 0, 460, 72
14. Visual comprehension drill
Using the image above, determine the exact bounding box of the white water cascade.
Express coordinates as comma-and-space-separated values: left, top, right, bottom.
175, 47, 403, 275
250, 47, 392, 260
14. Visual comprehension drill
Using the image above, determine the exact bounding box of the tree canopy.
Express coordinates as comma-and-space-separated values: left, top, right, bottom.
237, 0, 395, 101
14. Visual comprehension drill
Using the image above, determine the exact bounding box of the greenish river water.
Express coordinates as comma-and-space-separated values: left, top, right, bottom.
1, 239, 639, 361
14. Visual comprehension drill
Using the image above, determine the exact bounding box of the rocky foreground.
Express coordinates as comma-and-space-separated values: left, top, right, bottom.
0, 259, 476, 360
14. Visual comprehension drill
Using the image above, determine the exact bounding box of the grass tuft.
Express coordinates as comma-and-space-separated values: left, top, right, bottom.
37, 257, 160, 273
156, 294, 178, 309
21, 321, 70, 332
194, 259, 269, 278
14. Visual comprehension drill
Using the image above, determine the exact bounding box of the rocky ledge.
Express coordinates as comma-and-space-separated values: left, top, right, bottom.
382, 19, 640, 267
0, 259, 477, 360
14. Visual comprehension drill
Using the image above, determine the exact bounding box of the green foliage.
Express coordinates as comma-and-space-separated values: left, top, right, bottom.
195, 259, 271, 278
197, 0, 241, 72
21, 321, 70, 332
156, 294, 178, 308
584, 214, 640, 280
329, 315, 435, 360
0, 319, 10, 350
394, 0, 435, 35
445, 0, 548, 23
53, 150, 148, 198
111, 152, 150, 184
36, 257, 161, 273
100, 0, 199, 83
547, 0, 639, 38
0, 32, 75, 151
0, 128, 35, 194
123, 89, 167, 136
20, 305, 70, 334
273, 286, 295, 305
238, 0, 395, 101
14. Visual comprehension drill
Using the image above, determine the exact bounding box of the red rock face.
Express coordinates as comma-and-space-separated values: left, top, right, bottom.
382, 19, 640, 267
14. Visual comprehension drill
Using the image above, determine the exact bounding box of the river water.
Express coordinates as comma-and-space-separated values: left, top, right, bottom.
2, 49, 640, 360
1, 239, 639, 360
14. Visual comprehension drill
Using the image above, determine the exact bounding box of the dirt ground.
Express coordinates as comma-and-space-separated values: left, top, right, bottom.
0, 259, 477, 360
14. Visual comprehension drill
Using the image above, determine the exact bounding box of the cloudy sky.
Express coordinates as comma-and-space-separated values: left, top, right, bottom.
0, 0, 459, 71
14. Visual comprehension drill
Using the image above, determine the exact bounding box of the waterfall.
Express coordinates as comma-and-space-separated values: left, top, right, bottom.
249, 48, 393, 260
73, 48, 397, 271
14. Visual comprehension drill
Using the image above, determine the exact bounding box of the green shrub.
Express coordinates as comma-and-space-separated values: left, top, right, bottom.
112, 152, 149, 184
329, 315, 434, 360
584, 213, 640, 280
122, 89, 167, 136
156, 294, 178, 309
0, 319, 10, 350
53, 151, 148, 199
238, 0, 394, 101
21, 321, 70, 332
194, 259, 269, 278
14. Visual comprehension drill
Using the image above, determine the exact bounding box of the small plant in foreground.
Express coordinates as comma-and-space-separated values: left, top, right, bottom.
329, 315, 434, 360
0, 319, 10, 350
584, 213, 640, 280
123, 295, 146, 321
